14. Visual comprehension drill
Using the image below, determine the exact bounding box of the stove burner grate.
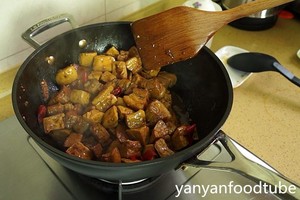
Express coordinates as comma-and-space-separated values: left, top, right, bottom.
78, 174, 162, 194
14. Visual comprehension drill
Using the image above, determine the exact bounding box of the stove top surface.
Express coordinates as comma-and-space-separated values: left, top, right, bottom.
0, 116, 296, 200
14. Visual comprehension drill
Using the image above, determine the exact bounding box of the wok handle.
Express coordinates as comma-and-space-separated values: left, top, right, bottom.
183, 131, 300, 199
22, 13, 78, 49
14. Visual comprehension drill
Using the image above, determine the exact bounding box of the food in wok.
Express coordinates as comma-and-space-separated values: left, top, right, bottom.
38, 45, 198, 163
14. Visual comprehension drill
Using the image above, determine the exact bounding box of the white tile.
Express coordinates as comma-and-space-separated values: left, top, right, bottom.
0, 48, 34, 74
83, 15, 106, 25
0, 0, 162, 74
105, 0, 137, 13
0, 0, 105, 73
136, 0, 161, 8
106, 0, 160, 21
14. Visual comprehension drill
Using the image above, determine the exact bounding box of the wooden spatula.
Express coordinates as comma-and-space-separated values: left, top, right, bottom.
131, 0, 293, 70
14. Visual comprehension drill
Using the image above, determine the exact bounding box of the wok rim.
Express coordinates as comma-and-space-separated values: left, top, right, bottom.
12, 21, 233, 169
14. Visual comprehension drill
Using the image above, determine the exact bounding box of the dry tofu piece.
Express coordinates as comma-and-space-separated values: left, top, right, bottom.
128, 46, 140, 57
139, 69, 160, 79
64, 133, 83, 148
119, 139, 142, 159
125, 109, 146, 129
50, 129, 71, 146
110, 147, 121, 163
84, 79, 102, 94
123, 88, 149, 110
105, 46, 120, 57
95, 94, 117, 112
150, 120, 170, 143
72, 117, 90, 134
79, 52, 97, 67
90, 123, 111, 145
92, 85, 114, 105
171, 126, 190, 151
155, 138, 174, 158
102, 147, 121, 163
126, 57, 142, 74
93, 55, 115, 72
92, 85, 117, 112
88, 71, 103, 80
83, 109, 104, 123
145, 100, 171, 126
43, 113, 65, 133
117, 105, 133, 119
116, 97, 126, 106
102, 106, 119, 129
106, 140, 122, 153
126, 125, 149, 146
131, 73, 145, 86
66, 142, 93, 160
91, 143, 103, 159
47, 103, 64, 116
49, 85, 71, 104
116, 79, 131, 92
100, 71, 116, 83
139, 78, 166, 99
156, 71, 177, 88
70, 89, 90, 106
159, 90, 172, 109
117, 50, 129, 61
113, 61, 127, 79
55, 64, 78, 85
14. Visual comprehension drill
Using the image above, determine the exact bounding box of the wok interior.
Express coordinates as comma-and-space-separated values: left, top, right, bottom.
13, 22, 232, 166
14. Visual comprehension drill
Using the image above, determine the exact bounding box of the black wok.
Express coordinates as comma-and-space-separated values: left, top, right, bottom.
12, 16, 300, 197
12, 16, 232, 181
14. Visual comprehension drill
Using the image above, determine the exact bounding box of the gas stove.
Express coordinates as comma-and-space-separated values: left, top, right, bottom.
0, 116, 298, 200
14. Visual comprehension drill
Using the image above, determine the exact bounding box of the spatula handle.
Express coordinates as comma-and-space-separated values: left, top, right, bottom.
223, 0, 293, 23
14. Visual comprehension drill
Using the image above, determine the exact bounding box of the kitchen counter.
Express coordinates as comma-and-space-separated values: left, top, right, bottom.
210, 17, 300, 185
1, 0, 299, 186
